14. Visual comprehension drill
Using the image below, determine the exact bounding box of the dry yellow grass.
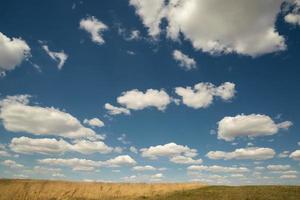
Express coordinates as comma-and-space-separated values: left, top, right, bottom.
0, 179, 204, 200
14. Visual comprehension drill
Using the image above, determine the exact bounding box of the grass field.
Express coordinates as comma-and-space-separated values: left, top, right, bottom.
0, 179, 299, 200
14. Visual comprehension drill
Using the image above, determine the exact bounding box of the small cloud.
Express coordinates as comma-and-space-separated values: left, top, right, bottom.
79, 16, 108, 45
42, 45, 68, 70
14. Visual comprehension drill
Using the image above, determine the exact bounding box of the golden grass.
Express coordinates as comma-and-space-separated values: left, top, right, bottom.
0, 179, 204, 200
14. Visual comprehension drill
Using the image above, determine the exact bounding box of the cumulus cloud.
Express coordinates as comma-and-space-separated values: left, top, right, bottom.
175, 82, 235, 109
278, 151, 290, 158
187, 165, 249, 173
0, 95, 100, 139
290, 150, 300, 160
79, 16, 108, 45
9, 136, 114, 155
151, 173, 163, 179
83, 118, 104, 128
267, 165, 291, 171
130, 0, 286, 57
2, 160, 24, 169
140, 142, 198, 159
42, 45, 68, 70
39, 155, 136, 171
104, 155, 137, 167
0, 32, 30, 75
172, 50, 196, 70
132, 165, 157, 171
104, 103, 131, 115
206, 147, 275, 160
117, 89, 171, 111
129, 0, 166, 36
284, 0, 300, 25
140, 143, 202, 164
0, 150, 11, 157
170, 155, 202, 164
217, 114, 292, 141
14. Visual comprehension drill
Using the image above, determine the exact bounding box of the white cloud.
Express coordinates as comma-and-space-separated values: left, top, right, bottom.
0, 32, 30, 75
187, 165, 249, 173
0, 144, 11, 157
206, 147, 275, 160
140, 142, 198, 160
290, 150, 300, 160
151, 173, 163, 179
170, 155, 202, 164
132, 165, 157, 171
0, 95, 100, 139
42, 45, 68, 70
9, 136, 114, 155
267, 165, 291, 171
129, 146, 138, 154
39, 155, 136, 171
117, 89, 171, 111
104, 155, 137, 167
2, 160, 24, 169
39, 158, 101, 171
130, 0, 286, 57
83, 118, 104, 128
175, 82, 235, 109
284, 0, 300, 25
280, 174, 297, 179
172, 50, 196, 70
129, 0, 166, 36
79, 16, 108, 45
217, 114, 292, 141
278, 151, 290, 158
104, 103, 131, 115
0, 150, 11, 157
285, 13, 300, 25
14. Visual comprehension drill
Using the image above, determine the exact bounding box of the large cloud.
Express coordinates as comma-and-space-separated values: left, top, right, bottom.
9, 137, 114, 155
117, 89, 171, 111
0, 32, 30, 75
79, 16, 108, 45
129, 0, 166, 36
140, 142, 197, 159
0, 95, 100, 139
206, 147, 275, 160
130, 0, 286, 57
217, 114, 292, 141
175, 82, 235, 109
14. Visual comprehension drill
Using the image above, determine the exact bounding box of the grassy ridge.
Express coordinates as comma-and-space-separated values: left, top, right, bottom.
0, 179, 299, 200
145, 186, 300, 200
0, 179, 202, 200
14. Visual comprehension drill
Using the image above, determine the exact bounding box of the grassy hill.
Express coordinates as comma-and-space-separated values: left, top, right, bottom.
0, 179, 299, 200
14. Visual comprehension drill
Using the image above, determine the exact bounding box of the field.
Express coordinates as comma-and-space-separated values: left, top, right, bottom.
0, 179, 299, 200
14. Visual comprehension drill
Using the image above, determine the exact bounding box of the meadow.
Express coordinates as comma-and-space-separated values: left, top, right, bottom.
0, 179, 299, 200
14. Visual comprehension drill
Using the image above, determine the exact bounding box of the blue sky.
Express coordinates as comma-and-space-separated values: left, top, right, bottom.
0, 0, 300, 184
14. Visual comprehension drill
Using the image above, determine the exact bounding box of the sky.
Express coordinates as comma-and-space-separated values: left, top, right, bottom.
0, 0, 300, 185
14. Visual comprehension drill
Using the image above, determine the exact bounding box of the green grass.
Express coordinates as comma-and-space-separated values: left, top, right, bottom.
143, 186, 300, 200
